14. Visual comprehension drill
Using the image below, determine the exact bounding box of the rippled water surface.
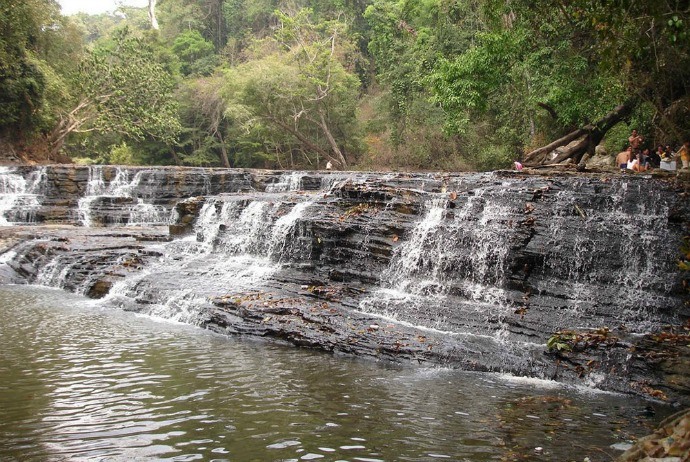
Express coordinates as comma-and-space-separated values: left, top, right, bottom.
0, 286, 668, 461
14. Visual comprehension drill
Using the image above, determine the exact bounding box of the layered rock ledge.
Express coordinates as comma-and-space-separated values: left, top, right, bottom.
0, 166, 688, 406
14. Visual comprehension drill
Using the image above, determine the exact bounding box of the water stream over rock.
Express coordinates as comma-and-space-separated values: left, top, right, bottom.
1, 165, 688, 405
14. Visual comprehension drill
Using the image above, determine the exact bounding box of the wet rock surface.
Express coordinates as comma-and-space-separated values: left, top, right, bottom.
617, 408, 690, 461
0, 166, 689, 406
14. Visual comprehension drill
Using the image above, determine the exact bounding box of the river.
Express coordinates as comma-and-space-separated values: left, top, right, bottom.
0, 285, 670, 461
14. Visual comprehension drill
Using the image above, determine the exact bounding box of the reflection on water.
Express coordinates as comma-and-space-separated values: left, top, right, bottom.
0, 286, 667, 461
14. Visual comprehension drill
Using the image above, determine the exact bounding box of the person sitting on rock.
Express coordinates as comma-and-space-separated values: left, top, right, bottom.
640, 148, 652, 169
616, 146, 632, 171
664, 144, 675, 159
627, 148, 646, 172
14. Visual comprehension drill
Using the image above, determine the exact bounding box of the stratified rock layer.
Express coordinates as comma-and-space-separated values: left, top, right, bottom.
0, 166, 688, 405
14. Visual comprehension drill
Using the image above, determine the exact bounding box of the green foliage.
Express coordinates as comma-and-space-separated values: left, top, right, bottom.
601, 103, 656, 153
546, 327, 617, 356
429, 0, 690, 166
223, 9, 363, 168
429, 22, 626, 150
679, 237, 690, 272
362, 0, 485, 169
546, 333, 573, 352
70, 156, 99, 165
108, 142, 136, 165
0, 0, 81, 138
172, 30, 216, 75
76, 28, 181, 145
470, 144, 513, 172
6, 0, 690, 170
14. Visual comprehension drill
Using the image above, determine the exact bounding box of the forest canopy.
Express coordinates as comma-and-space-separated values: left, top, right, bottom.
1, 0, 688, 170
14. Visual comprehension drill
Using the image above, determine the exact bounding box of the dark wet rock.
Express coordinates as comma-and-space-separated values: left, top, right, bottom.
1, 166, 689, 406
170, 196, 206, 236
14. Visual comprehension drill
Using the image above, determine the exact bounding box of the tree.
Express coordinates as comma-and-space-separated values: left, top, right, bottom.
171, 30, 216, 75
0, 0, 82, 142
221, 9, 361, 169
148, 0, 159, 30
363, 0, 486, 170
48, 28, 181, 156
430, 0, 690, 167
178, 74, 235, 167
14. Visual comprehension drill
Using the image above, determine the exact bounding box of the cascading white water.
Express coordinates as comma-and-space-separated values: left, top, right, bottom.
128, 200, 169, 224
34, 255, 72, 290
101, 194, 314, 324
359, 189, 516, 336
0, 167, 45, 225
267, 201, 312, 259
78, 167, 126, 227
78, 167, 169, 227
265, 172, 305, 192
538, 180, 678, 330
382, 197, 447, 294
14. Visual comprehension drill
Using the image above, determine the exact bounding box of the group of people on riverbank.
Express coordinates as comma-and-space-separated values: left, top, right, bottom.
616, 130, 690, 173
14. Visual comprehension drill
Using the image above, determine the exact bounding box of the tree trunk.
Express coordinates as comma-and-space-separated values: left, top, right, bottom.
216, 131, 231, 168
148, 0, 159, 30
318, 111, 348, 169
523, 99, 637, 166
169, 146, 181, 165
47, 99, 91, 159
266, 116, 340, 168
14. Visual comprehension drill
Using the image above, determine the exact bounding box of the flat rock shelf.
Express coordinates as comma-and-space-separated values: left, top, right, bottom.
0, 165, 688, 405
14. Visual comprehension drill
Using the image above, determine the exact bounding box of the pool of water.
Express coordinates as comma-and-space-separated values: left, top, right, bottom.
0, 285, 667, 461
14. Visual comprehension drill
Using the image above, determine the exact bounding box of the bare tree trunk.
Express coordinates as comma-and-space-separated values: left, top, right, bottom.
267, 116, 340, 167
318, 111, 348, 169
148, 0, 159, 30
523, 99, 637, 167
523, 129, 588, 165
216, 131, 230, 168
169, 147, 181, 165
48, 100, 91, 158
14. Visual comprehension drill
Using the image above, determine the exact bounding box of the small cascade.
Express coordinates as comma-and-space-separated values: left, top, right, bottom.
267, 201, 313, 260
382, 197, 448, 295
0, 167, 45, 225
265, 172, 305, 192
100, 193, 316, 324
359, 189, 517, 336
128, 200, 170, 225
34, 254, 73, 290
78, 167, 171, 227
320, 173, 356, 192
536, 179, 680, 330
192, 194, 315, 261
194, 199, 272, 253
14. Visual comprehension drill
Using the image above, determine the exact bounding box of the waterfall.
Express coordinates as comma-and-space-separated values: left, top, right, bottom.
3, 166, 687, 394
265, 172, 305, 192
78, 167, 170, 227
101, 193, 315, 323
359, 189, 516, 336
0, 167, 45, 225
536, 179, 679, 330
